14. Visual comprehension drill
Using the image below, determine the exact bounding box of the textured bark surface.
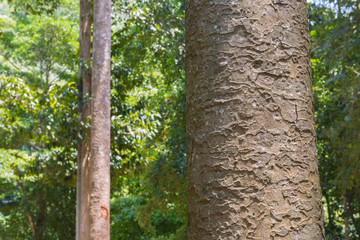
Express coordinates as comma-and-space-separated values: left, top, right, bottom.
186, 0, 325, 239
76, 0, 92, 239
89, 0, 111, 239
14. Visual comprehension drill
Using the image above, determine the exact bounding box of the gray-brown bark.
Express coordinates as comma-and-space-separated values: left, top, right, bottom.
89, 0, 111, 239
186, 0, 325, 239
76, 0, 92, 239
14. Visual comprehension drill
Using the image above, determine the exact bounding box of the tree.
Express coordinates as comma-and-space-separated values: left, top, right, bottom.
89, 0, 111, 239
76, 0, 91, 239
186, 0, 325, 238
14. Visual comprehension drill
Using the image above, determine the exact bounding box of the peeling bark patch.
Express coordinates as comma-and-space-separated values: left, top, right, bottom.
101, 205, 108, 220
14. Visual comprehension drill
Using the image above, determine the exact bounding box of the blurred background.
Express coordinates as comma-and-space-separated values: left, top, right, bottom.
0, 0, 359, 239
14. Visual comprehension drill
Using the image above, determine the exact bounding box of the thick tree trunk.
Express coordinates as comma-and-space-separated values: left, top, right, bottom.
186, 0, 325, 239
89, 0, 111, 239
76, 0, 92, 239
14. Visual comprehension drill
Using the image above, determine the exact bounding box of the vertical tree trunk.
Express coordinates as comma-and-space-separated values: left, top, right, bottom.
349, 200, 360, 240
186, 0, 325, 239
325, 192, 334, 230
76, 0, 92, 239
34, 192, 46, 240
344, 196, 350, 240
89, 0, 111, 239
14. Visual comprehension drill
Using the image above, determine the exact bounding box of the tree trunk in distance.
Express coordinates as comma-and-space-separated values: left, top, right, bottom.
324, 193, 334, 231
89, 0, 111, 239
348, 200, 360, 240
34, 192, 45, 240
76, 0, 92, 239
186, 0, 325, 239
344, 196, 350, 240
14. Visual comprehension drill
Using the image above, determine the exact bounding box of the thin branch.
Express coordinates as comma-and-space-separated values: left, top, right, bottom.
25, 143, 42, 151
0, 52, 38, 77
0, 52, 22, 72
49, 68, 69, 85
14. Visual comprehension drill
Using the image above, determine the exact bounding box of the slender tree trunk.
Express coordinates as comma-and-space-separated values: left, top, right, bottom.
89, 0, 111, 239
337, 1, 342, 18
358, 197, 360, 240
349, 200, 360, 240
76, 0, 92, 239
186, 0, 325, 239
344, 196, 350, 240
325, 192, 334, 230
15, 179, 35, 236
34, 192, 45, 240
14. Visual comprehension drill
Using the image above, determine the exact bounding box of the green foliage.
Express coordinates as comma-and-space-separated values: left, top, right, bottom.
111, 197, 147, 240
109, 0, 187, 238
3, 0, 61, 15
310, 0, 360, 238
0, 76, 78, 238
1, 0, 187, 238
0, 11, 78, 87
0, 2, 79, 238
110, 196, 185, 240
0, 148, 76, 239
0, 76, 34, 148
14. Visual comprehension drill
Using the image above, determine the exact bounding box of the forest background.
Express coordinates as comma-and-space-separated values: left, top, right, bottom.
0, 0, 359, 239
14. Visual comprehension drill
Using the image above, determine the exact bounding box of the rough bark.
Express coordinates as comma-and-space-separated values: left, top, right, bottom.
89, 0, 111, 239
76, 0, 92, 239
186, 0, 325, 239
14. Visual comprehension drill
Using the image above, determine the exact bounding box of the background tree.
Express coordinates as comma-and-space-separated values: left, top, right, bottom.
76, 0, 91, 239
88, 0, 111, 239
